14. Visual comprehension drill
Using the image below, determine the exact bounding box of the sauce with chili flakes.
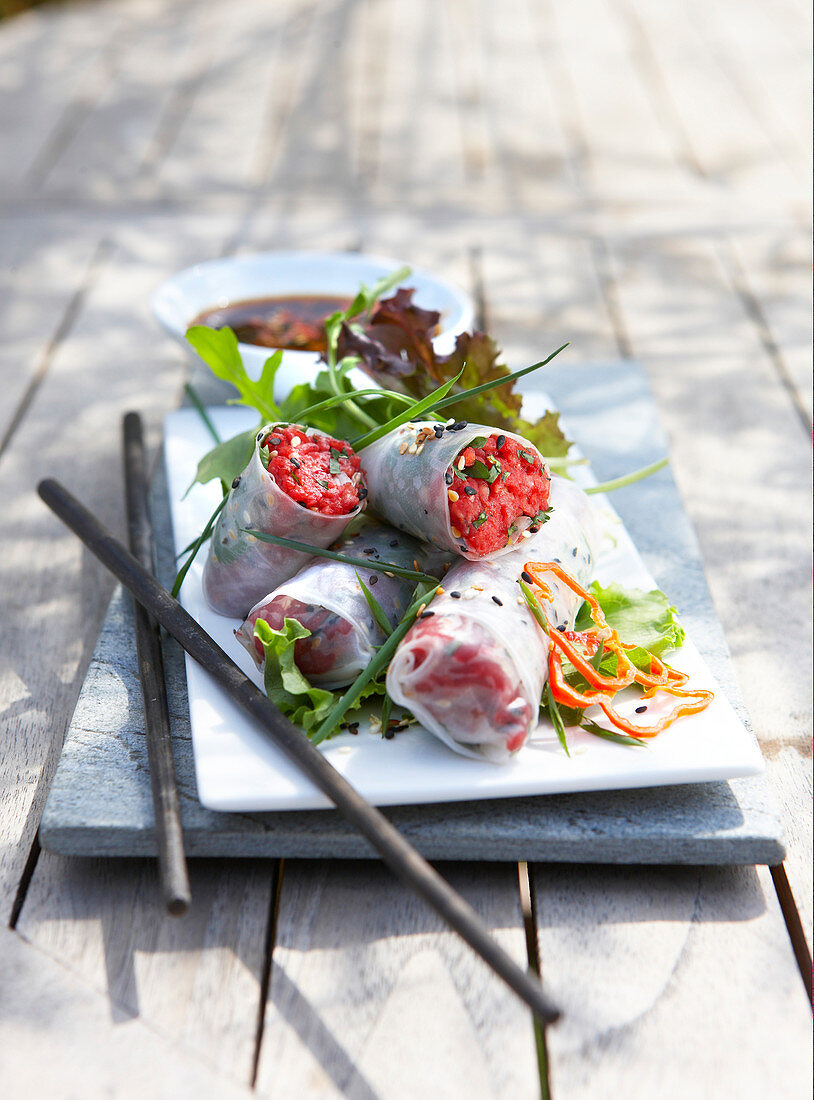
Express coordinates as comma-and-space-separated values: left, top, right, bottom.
193, 295, 352, 352
262, 426, 363, 515
447, 435, 550, 555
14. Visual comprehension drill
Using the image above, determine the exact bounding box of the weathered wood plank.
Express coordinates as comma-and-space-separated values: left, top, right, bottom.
534, 863, 812, 1097
604, 231, 812, 945
0, 212, 232, 922
0, 926, 254, 1098
255, 861, 539, 1099
16, 854, 275, 1083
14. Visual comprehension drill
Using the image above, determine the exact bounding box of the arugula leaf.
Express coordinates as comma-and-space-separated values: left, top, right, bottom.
254, 617, 385, 738
187, 426, 259, 492
186, 326, 282, 422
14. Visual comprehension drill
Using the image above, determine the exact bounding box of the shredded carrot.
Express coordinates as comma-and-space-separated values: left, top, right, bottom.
525, 561, 713, 739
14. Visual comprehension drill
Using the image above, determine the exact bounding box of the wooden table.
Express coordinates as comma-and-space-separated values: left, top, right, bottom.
1, 0, 810, 1094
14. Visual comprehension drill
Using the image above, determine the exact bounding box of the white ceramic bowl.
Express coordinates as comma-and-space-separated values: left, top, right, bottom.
151, 251, 475, 401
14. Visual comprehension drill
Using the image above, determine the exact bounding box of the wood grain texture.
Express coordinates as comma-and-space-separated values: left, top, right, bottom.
0, 213, 232, 921
534, 863, 812, 1097
0, 925, 254, 1098
16, 854, 275, 1082
255, 861, 539, 1099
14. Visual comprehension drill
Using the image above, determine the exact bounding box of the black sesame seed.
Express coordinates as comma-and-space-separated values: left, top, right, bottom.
419, 610, 435, 618
268, 436, 282, 446
389, 539, 399, 547
434, 425, 445, 438
521, 570, 533, 585
557, 624, 566, 632
464, 485, 477, 496
491, 596, 503, 606
451, 420, 467, 431
444, 471, 453, 485
529, 524, 540, 533
369, 575, 378, 585
572, 547, 578, 557
231, 476, 241, 489
357, 487, 368, 500
449, 591, 462, 599
384, 728, 395, 740
298, 501, 308, 508
290, 457, 300, 469
635, 705, 647, 714
424, 509, 428, 515
496, 435, 506, 449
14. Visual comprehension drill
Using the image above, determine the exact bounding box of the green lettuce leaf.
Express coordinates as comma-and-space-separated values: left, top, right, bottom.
575, 581, 685, 667
187, 426, 259, 492
254, 618, 385, 739
186, 325, 282, 422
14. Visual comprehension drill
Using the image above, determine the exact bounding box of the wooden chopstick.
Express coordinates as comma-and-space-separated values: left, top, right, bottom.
122, 414, 191, 917
38, 477, 561, 1025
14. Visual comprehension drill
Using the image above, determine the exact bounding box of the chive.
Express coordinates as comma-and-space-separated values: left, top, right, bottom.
171, 496, 227, 597
545, 685, 571, 757
242, 529, 440, 584
380, 694, 394, 737
311, 582, 439, 745
472, 511, 488, 528
586, 457, 669, 495
518, 449, 536, 464
426, 344, 569, 415
356, 573, 394, 637
581, 720, 647, 747
329, 448, 342, 476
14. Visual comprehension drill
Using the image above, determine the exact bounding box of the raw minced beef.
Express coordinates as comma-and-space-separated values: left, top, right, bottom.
262, 425, 362, 515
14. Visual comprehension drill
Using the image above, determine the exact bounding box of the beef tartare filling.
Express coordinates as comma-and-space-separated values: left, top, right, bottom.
447, 434, 551, 555
243, 594, 353, 679
261, 425, 362, 515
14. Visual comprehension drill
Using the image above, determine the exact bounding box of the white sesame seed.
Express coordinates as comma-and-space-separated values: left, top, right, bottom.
451, 525, 462, 539
291, 436, 300, 447
447, 489, 459, 502
446, 418, 455, 426
417, 603, 426, 615
457, 456, 466, 470
517, 596, 524, 605
399, 442, 409, 455
521, 531, 532, 539
407, 443, 418, 455
463, 588, 477, 600
384, 571, 395, 577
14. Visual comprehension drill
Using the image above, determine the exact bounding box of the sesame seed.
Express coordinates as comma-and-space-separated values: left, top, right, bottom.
231, 476, 241, 489
389, 539, 399, 547
369, 575, 378, 585
449, 591, 461, 599
291, 436, 301, 447
417, 603, 426, 615
447, 489, 459, 502
290, 457, 300, 469
357, 487, 368, 500
521, 531, 532, 539
450, 525, 462, 539
436, 586, 445, 594
635, 705, 648, 714
384, 728, 395, 740
463, 588, 477, 600
452, 420, 467, 431
419, 610, 435, 619
444, 471, 454, 485
268, 450, 278, 458
268, 437, 282, 446
446, 417, 455, 426
384, 571, 395, 577
557, 625, 566, 632
516, 596, 524, 605
464, 486, 477, 496
572, 547, 578, 556
492, 596, 503, 606
521, 570, 533, 585
434, 425, 444, 438
413, 559, 420, 571
530, 525, 540, 533
399, 442, 409, 455
496, 435, 506, 449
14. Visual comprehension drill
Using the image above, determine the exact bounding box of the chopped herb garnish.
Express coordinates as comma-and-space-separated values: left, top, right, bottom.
329, 448, 341, 476
463, 459, 490, 479
467, 435, 488, 448
518, 449, 536, 464
472, 510, 488, 529
317, 478, 329, 488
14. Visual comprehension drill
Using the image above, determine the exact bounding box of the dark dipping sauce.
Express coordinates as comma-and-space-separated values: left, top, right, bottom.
192, 295, 352, 352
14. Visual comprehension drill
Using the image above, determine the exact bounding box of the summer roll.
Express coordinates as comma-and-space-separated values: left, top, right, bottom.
203, 423, 366, 618
386, 476, 600, 762
361, 421, 551, 560
236, 522, 452, 688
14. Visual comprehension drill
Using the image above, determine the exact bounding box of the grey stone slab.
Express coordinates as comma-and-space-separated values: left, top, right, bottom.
39, 361, 785, 863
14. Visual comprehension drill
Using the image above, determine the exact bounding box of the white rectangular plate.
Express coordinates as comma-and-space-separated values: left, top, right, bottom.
165, 405, 764, 812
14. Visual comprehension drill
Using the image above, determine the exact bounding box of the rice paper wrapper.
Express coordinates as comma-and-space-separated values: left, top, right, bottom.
236, 523, 452, 688
387, 477, 598, 762
203, 424, 364, 618
361, 421, 548, 559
